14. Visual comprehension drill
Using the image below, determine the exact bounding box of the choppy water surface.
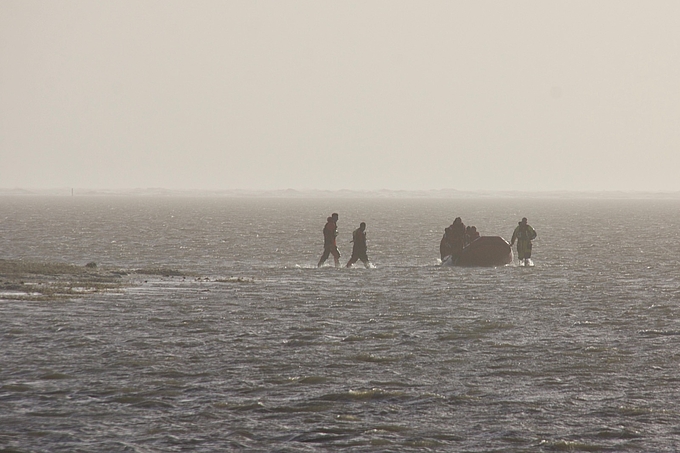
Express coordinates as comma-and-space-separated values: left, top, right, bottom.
2, 196, 680, 452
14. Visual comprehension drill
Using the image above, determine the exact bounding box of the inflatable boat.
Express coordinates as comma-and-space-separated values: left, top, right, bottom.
442, 236, 512, 267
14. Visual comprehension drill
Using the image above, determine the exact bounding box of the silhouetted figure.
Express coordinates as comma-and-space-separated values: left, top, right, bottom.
318, 213, 340, 267
449, 217, 466, 261
440, 227, 454, 261
346, 222, 370, 268
510, 217, 537, 266
440, 217, 466, 264
467, 226, 480, 242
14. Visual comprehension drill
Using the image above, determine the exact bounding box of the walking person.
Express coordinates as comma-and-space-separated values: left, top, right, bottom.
346, 222, 370, 268
317, 213, 340, 267
510, 217, 537, 266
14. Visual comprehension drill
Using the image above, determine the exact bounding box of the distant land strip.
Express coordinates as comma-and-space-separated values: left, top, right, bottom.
1, 188, 680, 199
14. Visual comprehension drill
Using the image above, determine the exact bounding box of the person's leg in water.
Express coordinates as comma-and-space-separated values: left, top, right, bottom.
524, 242, 532, 266
358, 249, 370, 268
517, 243, 525, 265
331, 246, 340, 267
347, 250, 369, 268
517, 240, 532, 266
318, 245, 331, 267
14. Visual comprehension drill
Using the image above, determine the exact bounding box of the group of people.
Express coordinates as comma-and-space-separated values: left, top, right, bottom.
439, 217, 481, 262
438, 216, 537, 265
319, 212, 538, 268
317, 213, 371, 268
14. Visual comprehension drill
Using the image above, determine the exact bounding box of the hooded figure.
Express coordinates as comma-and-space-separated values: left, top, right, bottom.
440, 227, 454, 260
449, 217, 466, 258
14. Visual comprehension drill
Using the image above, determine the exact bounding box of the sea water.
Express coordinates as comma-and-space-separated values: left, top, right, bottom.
1, 196, 680, 452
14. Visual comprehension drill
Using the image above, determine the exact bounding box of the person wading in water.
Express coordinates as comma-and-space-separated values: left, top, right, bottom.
346, 222, 370, 268
510, 217, 537, 266
317, 213, 340, 267
448, 217, 466, 264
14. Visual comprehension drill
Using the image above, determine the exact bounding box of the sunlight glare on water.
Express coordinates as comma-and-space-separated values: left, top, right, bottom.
1, 196, 680, 452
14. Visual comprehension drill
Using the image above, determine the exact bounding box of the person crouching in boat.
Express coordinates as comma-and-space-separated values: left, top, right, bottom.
467, 226, 480, 242
510, 217, 537, 266
346, 222, 370, 268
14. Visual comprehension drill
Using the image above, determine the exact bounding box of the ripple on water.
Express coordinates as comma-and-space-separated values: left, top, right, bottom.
2, 198, 680, 451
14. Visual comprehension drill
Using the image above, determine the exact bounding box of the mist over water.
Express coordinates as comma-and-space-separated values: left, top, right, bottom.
2, 196, 680, 451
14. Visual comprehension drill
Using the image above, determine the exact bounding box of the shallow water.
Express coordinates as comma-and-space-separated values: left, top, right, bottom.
1, 196, 680, 451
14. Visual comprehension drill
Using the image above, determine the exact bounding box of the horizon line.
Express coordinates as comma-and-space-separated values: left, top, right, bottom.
1, 187, 680, 199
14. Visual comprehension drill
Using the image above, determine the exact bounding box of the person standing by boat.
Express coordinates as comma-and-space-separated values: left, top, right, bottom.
346, 222, 370, 268
440, 227, 454, 261
510, 217, 537, 266
449, 217, 466, 261
317, 213, 340, 267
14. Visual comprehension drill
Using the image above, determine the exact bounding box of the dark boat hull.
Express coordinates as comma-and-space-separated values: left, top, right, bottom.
443, 236, 512, 267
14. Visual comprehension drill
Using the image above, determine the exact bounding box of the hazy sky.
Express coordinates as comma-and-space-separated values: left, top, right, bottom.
1, 1, 679, 192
